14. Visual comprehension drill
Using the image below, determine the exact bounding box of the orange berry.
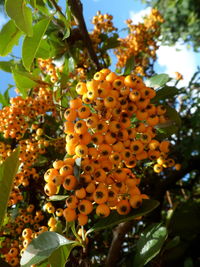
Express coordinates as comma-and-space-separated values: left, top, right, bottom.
78, 200, 93, 215
116, 200, 131, 215
69, 98, 82, 109
77, 213, 88, 226
63, 208, 77, 222
96, 204, 110, 217
129, 195, 142, 208
93, 188, 108, 204
63, 175, 77, 190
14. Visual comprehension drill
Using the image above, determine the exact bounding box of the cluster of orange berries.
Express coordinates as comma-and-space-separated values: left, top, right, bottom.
1, 204, 46, 266
90, 11, 117, 48
0, 88, 55, 140
43, 69, 177, 226
115, 9, 163, 75
38, 58, 59, 84
91, 11, 117, 33
0, 142, 12, 164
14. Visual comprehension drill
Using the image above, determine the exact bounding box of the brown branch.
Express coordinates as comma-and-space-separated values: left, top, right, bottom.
49, 0, 66, 18
166, 190, 173, 208
68, 0, 101, 70
105, 221, 134, 267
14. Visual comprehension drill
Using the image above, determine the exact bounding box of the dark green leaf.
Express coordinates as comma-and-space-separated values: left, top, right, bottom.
22, 16, 52, 71
164, 236, 180, 251
156, 124, 179, 138
48, 195, 68, 201
169, 200, 200, 241
165, 106, 181, 127
184, 257, 194, 267
48, 245, 73, 267
20, 232, 77, 267
12, 68, 38, 97
60, 72, 69, 89
0, 148, 20, 229
5, 0, 33, 36
87, 199, 159, 233
0, 20, 22, 56
0, 258, 11, 267
146, 74, 170, 89
123, 55, 135, 75
151, 86, 179, 103
132, 223, 168, 267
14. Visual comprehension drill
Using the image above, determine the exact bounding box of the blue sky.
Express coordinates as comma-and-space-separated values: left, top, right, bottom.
0, 0, 200, 95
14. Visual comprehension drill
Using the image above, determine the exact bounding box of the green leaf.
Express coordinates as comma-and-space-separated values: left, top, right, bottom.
35, 39, 53, 59
123, 55, 135, 75
132, 223, 168, 267
169, 200, 200, 241
5, 0, 33, 36
20, 232, 77, 267
156, 125, 179, 137
48, 245, 73, 267
0, 148, 20, 229
48, 195, 68, 201
165, 106, 181, 127
0, 86, 11, 107
87, 199, 159, 233
151, 86, 179, 103
146, 74, 170, 89
184, 257, 194, 267
12, 68, 38, 97
101, 33, 120, 51
0, 60, 15, 72
0, 93, 9, 107
164, 236, 180, 251
22, 16, 52, 71
0, 20, 22, 56
0, 258, 11, 267
30, 0, 37, 9
35, 260, 49, 267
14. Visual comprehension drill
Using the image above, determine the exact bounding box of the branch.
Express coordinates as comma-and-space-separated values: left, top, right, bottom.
68, 0, 101, 70
105, 221, 134, 267
151, 156, 200, 201
49, 0, 66, 18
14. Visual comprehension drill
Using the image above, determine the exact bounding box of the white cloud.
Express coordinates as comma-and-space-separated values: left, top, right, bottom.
129, 7, 151, 24
156, 42, 196, 86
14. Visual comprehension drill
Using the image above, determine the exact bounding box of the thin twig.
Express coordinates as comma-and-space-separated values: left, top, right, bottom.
178, 180, 188, 200
166, 190, 173, 208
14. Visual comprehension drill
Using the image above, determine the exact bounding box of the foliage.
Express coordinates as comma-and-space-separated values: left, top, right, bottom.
144, 0, 200, 51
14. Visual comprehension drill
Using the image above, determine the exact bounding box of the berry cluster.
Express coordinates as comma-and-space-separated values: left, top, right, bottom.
1, 204, 46, 266
115, 9, 164, 75
43, 69, 177, 226
0, 88, 55, 140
